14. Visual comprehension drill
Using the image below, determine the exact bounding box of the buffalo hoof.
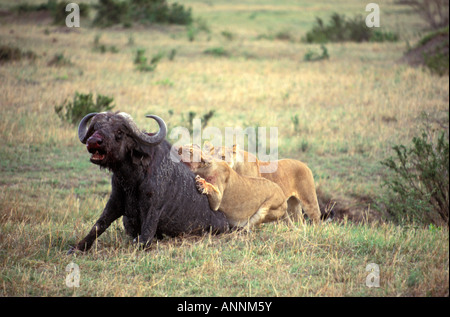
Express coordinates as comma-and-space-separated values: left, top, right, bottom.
67, 246, 78, 255
132, 237, 152, 251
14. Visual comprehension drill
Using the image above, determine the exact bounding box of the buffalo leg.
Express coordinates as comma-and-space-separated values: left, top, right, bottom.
138, 209, 161, 249
68, 209, 121, 254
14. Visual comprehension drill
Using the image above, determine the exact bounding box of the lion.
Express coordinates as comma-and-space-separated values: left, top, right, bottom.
177, 145, 292, 229
205, 142, 322, 223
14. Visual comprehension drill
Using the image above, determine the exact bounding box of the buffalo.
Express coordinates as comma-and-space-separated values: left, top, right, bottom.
68, 112, 229, 254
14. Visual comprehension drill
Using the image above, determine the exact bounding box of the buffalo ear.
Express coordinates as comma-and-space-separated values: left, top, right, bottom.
130, 141, 153, 166
131, 148, 152, 166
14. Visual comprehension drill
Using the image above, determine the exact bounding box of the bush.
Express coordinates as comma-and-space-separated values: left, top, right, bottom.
166, 2, 192, 25
55, 92, 115, 125
303, 13, 399, 43
12, 0, 57, 13
93, 0, 130, 27
381, 115, 449, 226
303, 45, 329, 62
93, 0, 192, 27
370, 30, 399, 42
51, 1, 90, 25
203, 47, 229, 57
134, 49, 163, 72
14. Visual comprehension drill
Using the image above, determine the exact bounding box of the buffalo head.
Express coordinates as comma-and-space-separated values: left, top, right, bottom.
77, 112, 167, 169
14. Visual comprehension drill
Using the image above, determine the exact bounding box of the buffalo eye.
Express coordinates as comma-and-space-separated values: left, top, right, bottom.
115, 130, 124, 141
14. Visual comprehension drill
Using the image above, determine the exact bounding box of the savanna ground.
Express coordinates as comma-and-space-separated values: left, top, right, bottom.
0, 0, 448, 297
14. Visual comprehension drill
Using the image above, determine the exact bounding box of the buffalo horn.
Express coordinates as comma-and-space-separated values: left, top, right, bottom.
78, 112, 98, 144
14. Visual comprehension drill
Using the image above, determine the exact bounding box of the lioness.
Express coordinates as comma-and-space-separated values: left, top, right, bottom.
206, 143, 321, 223
178, 145, 291, 228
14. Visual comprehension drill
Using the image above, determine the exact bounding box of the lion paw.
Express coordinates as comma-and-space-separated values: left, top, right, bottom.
195, 176, 208, 194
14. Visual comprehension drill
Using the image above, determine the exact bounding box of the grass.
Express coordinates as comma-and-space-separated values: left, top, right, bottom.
1, 195, 448, 296
0, 0, 448, 296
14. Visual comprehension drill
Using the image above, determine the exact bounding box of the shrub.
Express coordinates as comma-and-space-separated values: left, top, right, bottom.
303, 45, 329, 62
134, 49, 163, 72
204, 46, 229, 57
370, 30, 399, 42
381, 115, 449, 226
93, 0, 192, 27
303, 13, 399, 43
166, 2, 192, 25
51, 1, 90, 25
93, 0, 130, 27
55, 92, 115, 125
12, 0, 57, 13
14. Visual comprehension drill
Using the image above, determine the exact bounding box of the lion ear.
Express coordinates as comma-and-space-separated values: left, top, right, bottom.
203, 141, 215, 154
200, 152, 213, 163
232, 144, 239, 153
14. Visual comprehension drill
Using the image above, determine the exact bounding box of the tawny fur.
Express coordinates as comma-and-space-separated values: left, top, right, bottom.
206, 143, 321, 223
178, 145, 291, 229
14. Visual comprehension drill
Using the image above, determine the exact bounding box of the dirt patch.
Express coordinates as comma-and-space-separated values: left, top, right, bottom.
403, 34, 449, 65
401, 27, 449, 75
316, 188, 383, 224
0, 10, 53, 25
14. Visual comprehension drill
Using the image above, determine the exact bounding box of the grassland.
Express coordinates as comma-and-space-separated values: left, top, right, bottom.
0, 0, 448, 297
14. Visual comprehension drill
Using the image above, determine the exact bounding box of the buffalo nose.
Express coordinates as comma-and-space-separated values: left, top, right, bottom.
87, 135, 103, 148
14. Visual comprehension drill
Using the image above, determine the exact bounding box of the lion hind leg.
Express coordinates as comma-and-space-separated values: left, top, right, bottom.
286, 196, 305, 223
246, 206, 269, 228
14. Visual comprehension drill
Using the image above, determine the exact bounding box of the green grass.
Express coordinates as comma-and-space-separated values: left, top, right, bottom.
1, 168, 448, 296
0, 0, 448, 296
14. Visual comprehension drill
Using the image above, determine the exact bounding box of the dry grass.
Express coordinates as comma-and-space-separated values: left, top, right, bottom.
0, 0, 448, 297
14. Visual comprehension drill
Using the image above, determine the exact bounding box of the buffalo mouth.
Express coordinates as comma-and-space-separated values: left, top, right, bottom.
88, 147, 107, 164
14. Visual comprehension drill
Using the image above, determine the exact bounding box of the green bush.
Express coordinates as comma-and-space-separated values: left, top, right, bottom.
370, 30, 399, 42
166, 2, 192, 25
93, 0, 130, 27
381, 117, 449, 227
93, 0, 192, 27
203, 46, 229, 57
303, 13, 399, 43
51, 1, 90, 25
55, 92, 115, 125
134, 49, 163, 72
12, 0, 57, 13
303, 45, 329, 62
